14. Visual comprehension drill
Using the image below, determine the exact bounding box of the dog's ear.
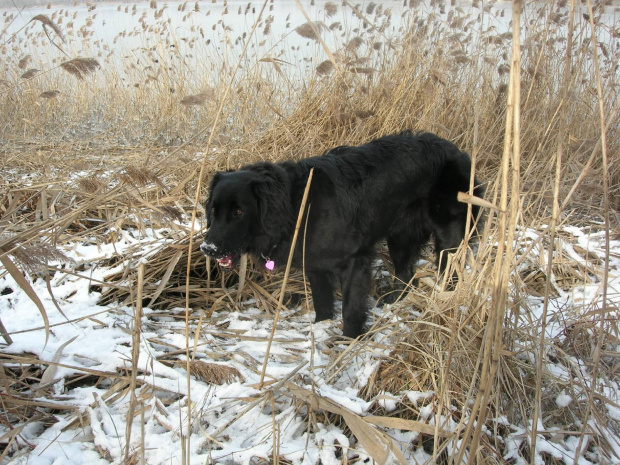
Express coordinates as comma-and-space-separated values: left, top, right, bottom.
205, 172, 222, 228
250, 163, 294, 239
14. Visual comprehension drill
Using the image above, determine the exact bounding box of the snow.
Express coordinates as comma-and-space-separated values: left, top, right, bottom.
2, 219, 619, 464
405, 390, 434, 406
0, 235, 389, 462
376, 391, 399, 413
556, 392, 572, 408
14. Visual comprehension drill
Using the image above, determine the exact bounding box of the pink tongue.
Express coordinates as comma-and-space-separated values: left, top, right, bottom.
218, 256, 233, 267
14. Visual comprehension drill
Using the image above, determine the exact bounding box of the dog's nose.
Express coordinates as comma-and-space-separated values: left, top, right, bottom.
200, 242, 217, 255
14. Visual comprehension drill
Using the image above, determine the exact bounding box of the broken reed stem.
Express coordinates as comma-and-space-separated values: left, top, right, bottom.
124, 262, 144, 464
259, 169, 314, 388
140, 407, 145, 465
270, 392, 280, 464
573, 1, 612, 461
192, 310, 205, 362
182, 1, 270, 462
0, 254, 49, 348
458, 2, 522, 463
531, 0, 576, 459
0, 318, 12, 345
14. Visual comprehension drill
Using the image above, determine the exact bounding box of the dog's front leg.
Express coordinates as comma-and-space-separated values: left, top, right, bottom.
340, 254, 372, 338
307, 271, 335, 322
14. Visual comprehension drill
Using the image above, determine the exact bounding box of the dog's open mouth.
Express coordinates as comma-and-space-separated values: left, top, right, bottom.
215, 254, 239, 270
200, 242, 240, 270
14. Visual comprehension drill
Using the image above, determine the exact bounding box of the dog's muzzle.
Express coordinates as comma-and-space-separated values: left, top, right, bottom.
200, 241, 238, 270
200, 241, 218, 255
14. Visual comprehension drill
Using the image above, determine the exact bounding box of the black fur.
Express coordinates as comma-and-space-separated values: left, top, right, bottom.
200, 131, 485, 338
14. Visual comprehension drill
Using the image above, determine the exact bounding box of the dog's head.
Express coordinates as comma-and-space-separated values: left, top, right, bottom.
200, 163, 293, 270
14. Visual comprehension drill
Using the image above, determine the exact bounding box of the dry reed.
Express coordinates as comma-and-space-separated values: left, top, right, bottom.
180, 91, 214, 106
315, 59, 334, 76
188, 361, 244, 384
294, 21, 324, 40
20, 68, 39, 79
59, 57, 100, 79
30, 14, 64, 42
17, 55, 31, 69
325, 2, 338, 17
38, 90, 60, 99
1, 0, 619, 463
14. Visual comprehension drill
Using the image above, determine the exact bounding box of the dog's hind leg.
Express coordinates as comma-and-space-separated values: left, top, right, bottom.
308, 271, 335, 322
340, 252, 373, 338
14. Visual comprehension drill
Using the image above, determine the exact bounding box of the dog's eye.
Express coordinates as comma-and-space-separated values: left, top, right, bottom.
234, 208, 243, 216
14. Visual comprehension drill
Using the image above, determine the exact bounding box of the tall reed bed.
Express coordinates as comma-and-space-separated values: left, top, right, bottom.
1, 0, 619, 463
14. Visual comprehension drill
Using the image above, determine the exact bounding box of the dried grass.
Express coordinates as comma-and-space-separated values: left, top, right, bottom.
38, 90, 60, 99
325, 2, 338, 17
345, 36, 364, 52
30, 14, 65, 42
189, 361, 244, 384
119, 165, 165, 188
1, 1, 619, 464
180, 91, 214, 106
8, 240, 71, 275
60, 57, 100, 80
20, 69, 39, 79
76, 175, 105, 194
348, 66, 375, 75
294, 21, 325, 40
17, 55, 31, 69
315, 60, 334, 76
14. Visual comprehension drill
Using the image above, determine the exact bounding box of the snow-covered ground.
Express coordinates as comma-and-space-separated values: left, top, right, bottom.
1, 219, 619, 464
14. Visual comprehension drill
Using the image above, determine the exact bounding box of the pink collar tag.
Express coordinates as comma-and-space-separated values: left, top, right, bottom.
265, 260, 275, 270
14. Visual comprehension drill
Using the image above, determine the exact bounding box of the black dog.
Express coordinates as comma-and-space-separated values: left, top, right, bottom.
200, 131, 484, 338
